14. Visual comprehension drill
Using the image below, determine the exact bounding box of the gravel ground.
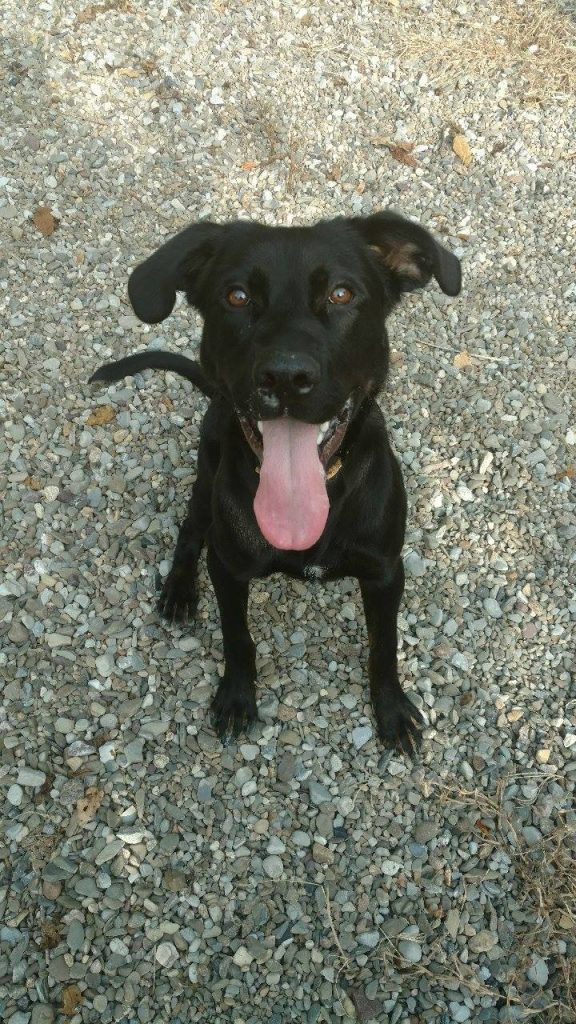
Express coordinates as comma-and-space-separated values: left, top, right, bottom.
1, 1, 575, 1022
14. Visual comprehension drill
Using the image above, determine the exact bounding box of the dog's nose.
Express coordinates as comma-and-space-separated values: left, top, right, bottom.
254, 352, 320, 403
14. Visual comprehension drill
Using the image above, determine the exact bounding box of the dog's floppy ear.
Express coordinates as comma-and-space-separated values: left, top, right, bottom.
128, 221, 224, 324
352, 211, 461, 296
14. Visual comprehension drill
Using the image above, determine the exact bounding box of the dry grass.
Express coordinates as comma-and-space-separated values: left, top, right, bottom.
397, 0, 576, 102
320, 771, 575, 1022
420, 774, 575, 1022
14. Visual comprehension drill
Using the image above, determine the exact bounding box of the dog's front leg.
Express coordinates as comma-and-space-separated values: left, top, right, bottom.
207, 545, 258, 739
158, 454, 212, 623
360, 558, 423, 755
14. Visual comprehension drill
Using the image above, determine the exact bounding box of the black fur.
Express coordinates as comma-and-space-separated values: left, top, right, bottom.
91, 211, 461, 754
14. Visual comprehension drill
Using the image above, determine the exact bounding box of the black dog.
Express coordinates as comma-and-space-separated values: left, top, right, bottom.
91, 212, 461, 753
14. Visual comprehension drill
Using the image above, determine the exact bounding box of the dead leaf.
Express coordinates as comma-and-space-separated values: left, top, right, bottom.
61, 985, 83, 1016
86, 405, 116, 427
35, 772, 55, 801
39, 919, 61, 949
388, 142, 417, 168
76, 0, 132, 25
24, 475, 43, 491
75, 785, 104, 826
75, 250, 85, 265
452, 133, 473, 167
32, 206, 59, 237
116, 67, 141, 77
370, 136, 392, 146
241, 160, 258, 171
556, 465, 575, 480
159, 395, 174, 410
453, 350, 472, 369
475, 819, 492, 837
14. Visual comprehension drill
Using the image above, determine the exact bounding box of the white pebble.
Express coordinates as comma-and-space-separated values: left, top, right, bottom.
232, 945, 253, 967
155, 941, 178, 967
7, 784, 23, 806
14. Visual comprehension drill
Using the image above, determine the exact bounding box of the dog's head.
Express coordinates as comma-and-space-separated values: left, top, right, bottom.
128, 212, 461, 549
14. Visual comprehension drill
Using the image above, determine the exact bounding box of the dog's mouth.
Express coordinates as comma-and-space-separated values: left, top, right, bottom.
237, 399, 353, 552
238, 398, 353, 467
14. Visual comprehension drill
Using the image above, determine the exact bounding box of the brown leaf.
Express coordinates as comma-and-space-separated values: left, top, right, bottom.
33, 206, 59, 237
61, 985, 83, 1016
453, 350, 472, 369
24, 475, 43, 491
556, 465, 575, 480
370, 136, 392, 146
76, 785, 104, 826
388, 142, 417, 168
452, 133, 473, 167
475, 819, 492, 836
86, 405, 116, 427
35, 772, 55, 801
39, 919, 61, 950
241, 160, 258, 171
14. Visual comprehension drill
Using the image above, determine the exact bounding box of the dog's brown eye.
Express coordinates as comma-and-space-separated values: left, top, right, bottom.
227, 288, 250, 308
329, 286, 353, 305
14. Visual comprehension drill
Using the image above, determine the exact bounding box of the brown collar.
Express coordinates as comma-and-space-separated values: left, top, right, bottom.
325, 457, 343, 480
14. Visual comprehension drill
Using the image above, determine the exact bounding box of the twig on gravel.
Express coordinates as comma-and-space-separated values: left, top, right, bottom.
414, 338, 512, 364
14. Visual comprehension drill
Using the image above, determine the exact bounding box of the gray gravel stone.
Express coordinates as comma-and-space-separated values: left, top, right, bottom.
469, 930, 498, 953
398, 940, 423, 963
351, 725, 373, 749
413, 821, 439, 843
2, 3, 574, 1022
7, 784, 23, 806
308, 781, 332, 805
66, 919, 85, 953
527, 957, 549, 986
30, 1007, 55, 1024
94, 839, 123, 865
16, 768, 46, 787
483, 598, 503, 619
262, 856, 284, 879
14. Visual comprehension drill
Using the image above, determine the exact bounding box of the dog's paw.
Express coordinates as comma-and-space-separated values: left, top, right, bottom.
157, 570, 198, 624
211, 682, 258, 741
375, 693, 424, 757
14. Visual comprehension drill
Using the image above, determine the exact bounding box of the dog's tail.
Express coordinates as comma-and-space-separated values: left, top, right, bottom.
89, 350, 215, 398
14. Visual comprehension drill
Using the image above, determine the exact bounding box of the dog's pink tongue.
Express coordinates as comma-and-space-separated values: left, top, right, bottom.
254, 418, 329, 550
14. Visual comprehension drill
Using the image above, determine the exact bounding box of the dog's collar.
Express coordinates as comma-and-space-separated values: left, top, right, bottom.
325, 457, 343, 480
255, 455, 343, 480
